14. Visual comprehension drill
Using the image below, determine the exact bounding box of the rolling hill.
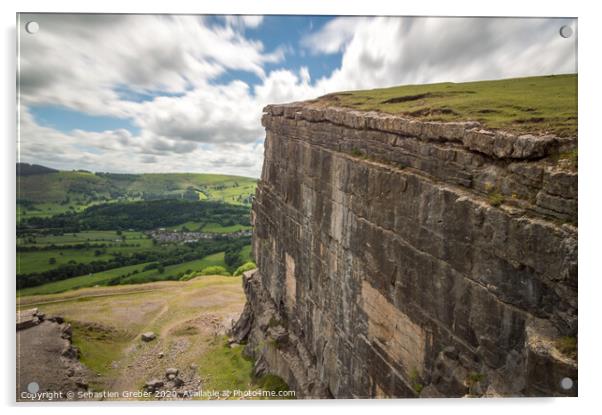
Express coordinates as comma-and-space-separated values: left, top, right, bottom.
16, 164, 257, 220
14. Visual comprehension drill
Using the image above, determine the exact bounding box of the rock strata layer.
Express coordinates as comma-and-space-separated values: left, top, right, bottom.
234, 102, 577, 398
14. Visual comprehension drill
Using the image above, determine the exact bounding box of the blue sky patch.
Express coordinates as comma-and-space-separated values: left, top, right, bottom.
211, 15, 343, 88
29, 105, 140, 135
114, 85, 187, 103
248, 15, 343, 82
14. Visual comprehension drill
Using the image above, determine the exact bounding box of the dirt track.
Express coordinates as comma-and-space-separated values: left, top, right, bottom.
16, 276, 245, 400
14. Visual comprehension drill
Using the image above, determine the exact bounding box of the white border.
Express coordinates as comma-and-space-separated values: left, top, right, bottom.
2, 1, 601, 415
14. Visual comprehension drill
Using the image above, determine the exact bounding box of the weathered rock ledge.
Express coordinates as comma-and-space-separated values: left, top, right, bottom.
16, 311, 90, 400
234, 102, 577, 398
264, 103, 576, 161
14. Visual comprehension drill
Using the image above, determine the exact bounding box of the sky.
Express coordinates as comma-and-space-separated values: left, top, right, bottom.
18, 14, 577, 178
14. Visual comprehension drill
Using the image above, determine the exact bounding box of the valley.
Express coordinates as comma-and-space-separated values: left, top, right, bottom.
16, 166, 294, 400
17, 167, 257, 295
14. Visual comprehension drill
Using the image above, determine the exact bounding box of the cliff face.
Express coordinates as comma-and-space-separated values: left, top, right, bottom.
233, 102, 577, 398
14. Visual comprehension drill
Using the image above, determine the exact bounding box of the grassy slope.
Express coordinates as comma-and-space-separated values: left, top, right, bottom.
197, 337, 292, 399
119, 252, 226, 284
321, 74, 577, 137
17, 262, 154, 296
123, 173, 256, 202
17, 171, 106, 203
19, 277, 245, 384
240, 244, 253, 262
17, 251, 228, 296
18, 276, 289, 399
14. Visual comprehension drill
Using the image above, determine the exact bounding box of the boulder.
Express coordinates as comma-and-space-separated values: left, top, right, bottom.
61, 323, 72, 340
61, 345, 80, 359
16, 308, 40, 331
144, 379, 163, 392
165, 368, 179, 380
141, 332, 156, 342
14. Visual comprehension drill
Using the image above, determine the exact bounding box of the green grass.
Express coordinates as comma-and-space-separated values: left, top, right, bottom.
201, 222, 252, 234
70, 321, 132, 376
165, 221, 253, 233
197, 337, 255, 392
233, 261, 256, 276
240, 244, 253, 262
17, 171, 257, 223
112, 252, 227, 285
200, 265, 230, 276
19, 275, 246, 394
18, 171, 256, 206
197, 337, 292, 399
17, 201, 109, 221
17, 249, 117, 274
18, 251, 229, 296
255, 374, 293, 398
554, 148, 578, 169
17, 262, 155, 296
408, 368, 423, 394
320, 74, 577, 137
19, 230, 148, 246
17, 231, 153, 274
165, 221, 204, 231
17, 171, 105, 204
467, 372, 486, 385
555, 336, 577, 359
488, 192, 505, 207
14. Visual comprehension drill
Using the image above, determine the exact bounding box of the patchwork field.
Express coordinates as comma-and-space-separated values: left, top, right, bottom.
17, 197, 254, 294
18, 230, 148, 246
17, 249, 253, 297
165, 221, 252, 233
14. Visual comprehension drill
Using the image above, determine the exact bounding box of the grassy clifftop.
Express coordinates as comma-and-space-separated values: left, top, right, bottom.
317, 74, 576, 137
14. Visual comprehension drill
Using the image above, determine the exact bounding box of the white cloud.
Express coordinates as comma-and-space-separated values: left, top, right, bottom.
18, 107, 265, 177
223, 15, 264, 30
301, 17, 364, 54
134, 80, 264, 145
18, 15, 577, 178
19, 14, 281, 116
307, 17, 577, 92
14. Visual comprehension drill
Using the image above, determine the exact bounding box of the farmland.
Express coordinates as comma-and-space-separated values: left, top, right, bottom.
17, 166, 257, 296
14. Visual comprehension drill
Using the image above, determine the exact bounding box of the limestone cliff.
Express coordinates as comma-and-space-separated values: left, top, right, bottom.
233, 100, 577, 398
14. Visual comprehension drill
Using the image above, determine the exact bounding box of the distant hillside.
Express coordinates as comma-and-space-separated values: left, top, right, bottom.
16, 166, 257, 220
17, 163, 59, 176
